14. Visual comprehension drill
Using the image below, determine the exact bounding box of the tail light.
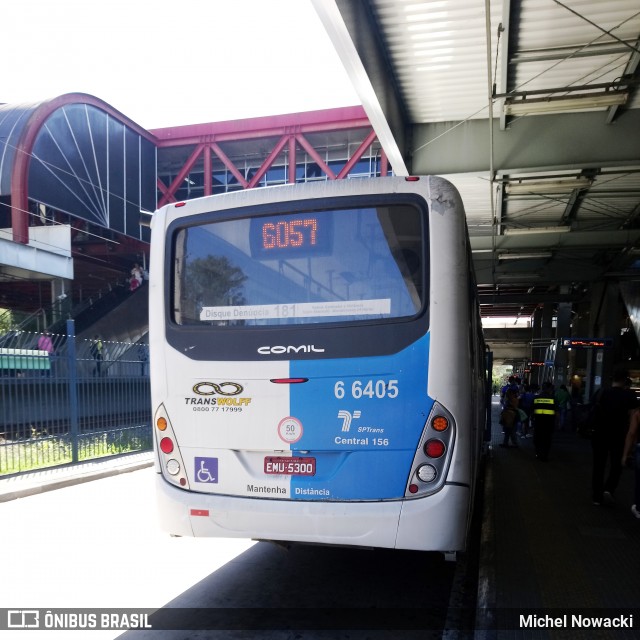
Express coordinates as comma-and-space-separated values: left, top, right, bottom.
424, 439, 446, 458
154, 405, 189, 489
405, 402, 456, 497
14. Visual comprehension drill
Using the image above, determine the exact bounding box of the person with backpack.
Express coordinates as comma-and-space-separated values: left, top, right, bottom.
500, 390, 520, 448
501, 376, 519, 409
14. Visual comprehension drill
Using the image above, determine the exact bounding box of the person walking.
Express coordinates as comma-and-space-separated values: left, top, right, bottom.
532, 381, 556, 462
499, 390, 520, 448
501, 376, 518, 408
37, 331, 55, 376
130, 263, 143, 292
622, 408, 640, 519
90, 335, 104, 377
519, 383, 535, 438
591, 368, 638, 505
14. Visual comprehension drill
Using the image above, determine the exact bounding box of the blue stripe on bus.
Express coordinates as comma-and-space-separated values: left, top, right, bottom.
288, 333, 432, 500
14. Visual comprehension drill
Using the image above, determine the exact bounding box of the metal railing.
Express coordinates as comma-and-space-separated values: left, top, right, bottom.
0, 320, 152, 477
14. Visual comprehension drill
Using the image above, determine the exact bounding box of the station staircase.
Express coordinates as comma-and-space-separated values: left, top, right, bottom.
0, 278, 149, 352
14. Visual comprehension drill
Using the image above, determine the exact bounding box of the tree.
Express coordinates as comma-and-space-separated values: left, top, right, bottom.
0, 308, 13, 335
183, 255, 247, 321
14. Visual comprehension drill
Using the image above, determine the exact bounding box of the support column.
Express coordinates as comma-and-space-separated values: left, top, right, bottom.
555, 290, 572, 387
531, 306, 544, 385
568, 299, 591, 403
540, 303, 554, 385
584, 281, 621, 400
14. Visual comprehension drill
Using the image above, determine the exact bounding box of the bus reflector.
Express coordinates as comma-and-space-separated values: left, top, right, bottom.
270, 378, 309, 384
424, 439, 445, 458
432, 416, 449, 431
157, 417, 168, 431
166, 459, 180, 475
160, 437, 174, 454
417, 464, 437, 482
190, 509, 209, 517
175, 202, 186, 208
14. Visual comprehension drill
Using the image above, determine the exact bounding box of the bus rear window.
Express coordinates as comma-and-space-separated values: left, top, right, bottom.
172, 204, 424, 326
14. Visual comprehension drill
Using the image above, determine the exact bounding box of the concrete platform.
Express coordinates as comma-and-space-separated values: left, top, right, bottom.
478, 396, 640, 638
0, 450, 154, 502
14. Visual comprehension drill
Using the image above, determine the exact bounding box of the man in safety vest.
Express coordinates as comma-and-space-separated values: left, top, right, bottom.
533, 381, 557, 462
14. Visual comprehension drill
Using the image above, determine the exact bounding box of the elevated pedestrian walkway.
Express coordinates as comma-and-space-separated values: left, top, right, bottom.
479, 395, 640, 637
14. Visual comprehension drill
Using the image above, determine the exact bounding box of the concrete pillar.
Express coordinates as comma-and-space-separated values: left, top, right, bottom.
51, 278, 71, 326
540, 303, 554, 384
531, 306, 544, 385
584, 281, 620, 400
568, 300, 591, 403
555, 291, 572, 386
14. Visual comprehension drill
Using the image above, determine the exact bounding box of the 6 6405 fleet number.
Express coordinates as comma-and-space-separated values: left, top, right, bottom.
333, 379, 399, 399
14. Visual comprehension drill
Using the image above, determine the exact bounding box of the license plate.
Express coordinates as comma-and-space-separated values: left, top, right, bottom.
264, 456, 316, 476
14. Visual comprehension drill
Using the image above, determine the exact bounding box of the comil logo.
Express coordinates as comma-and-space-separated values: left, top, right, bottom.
257, 344, 325, 355
338, 410, 361, 432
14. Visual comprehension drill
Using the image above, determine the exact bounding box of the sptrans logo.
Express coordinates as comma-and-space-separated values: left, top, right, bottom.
338, 410, 361, 432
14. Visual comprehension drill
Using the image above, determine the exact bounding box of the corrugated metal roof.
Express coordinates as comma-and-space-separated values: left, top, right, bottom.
352, 0, 640, 317
372, 0, 503, 122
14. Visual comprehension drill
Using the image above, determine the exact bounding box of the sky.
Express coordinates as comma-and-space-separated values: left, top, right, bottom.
3, 0, 361, 130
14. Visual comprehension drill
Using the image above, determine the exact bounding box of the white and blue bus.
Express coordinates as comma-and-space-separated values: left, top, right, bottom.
148, 175, 488, 557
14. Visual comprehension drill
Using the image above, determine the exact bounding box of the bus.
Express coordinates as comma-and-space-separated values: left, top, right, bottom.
148, 175, 488, 558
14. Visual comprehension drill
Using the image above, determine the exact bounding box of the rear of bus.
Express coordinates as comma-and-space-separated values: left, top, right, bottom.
150, 175, 479, 553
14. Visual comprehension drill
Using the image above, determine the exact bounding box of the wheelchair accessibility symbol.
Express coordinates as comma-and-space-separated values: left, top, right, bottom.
195, 457, 218, 483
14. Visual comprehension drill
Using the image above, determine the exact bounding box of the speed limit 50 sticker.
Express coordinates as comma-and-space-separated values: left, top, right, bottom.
278, 416, 303, 443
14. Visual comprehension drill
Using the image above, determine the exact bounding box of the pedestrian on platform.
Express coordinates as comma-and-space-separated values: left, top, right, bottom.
519, 383, 535, 438
591, 368, 638, 505
499, 390, 520, 448
533, 381, 556, 461
501, 376, 518, 408
622, 408, 640, 519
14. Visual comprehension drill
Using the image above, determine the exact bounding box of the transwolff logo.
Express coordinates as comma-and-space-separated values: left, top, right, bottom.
257, 344, 325, 355
338, 410, 361, 432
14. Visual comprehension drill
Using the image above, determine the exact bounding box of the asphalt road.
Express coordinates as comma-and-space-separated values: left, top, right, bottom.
0, 467, 469, 640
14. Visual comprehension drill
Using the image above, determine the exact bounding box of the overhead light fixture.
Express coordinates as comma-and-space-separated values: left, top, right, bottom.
498, 252, 553, 260
504, 226, 570, 235
503, 91, 628, 116
505, 177, 593, 194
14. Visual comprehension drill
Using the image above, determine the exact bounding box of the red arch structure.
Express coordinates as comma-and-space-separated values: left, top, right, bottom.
9, 93, 156, 244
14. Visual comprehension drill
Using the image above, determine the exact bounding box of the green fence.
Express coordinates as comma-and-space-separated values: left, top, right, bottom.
0, 321, 152, 476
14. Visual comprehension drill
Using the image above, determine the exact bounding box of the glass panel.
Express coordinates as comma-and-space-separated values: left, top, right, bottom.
173, 203, 424, 327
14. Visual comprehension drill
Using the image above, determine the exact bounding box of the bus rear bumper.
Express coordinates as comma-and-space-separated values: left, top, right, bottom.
156, 475, 470, 552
